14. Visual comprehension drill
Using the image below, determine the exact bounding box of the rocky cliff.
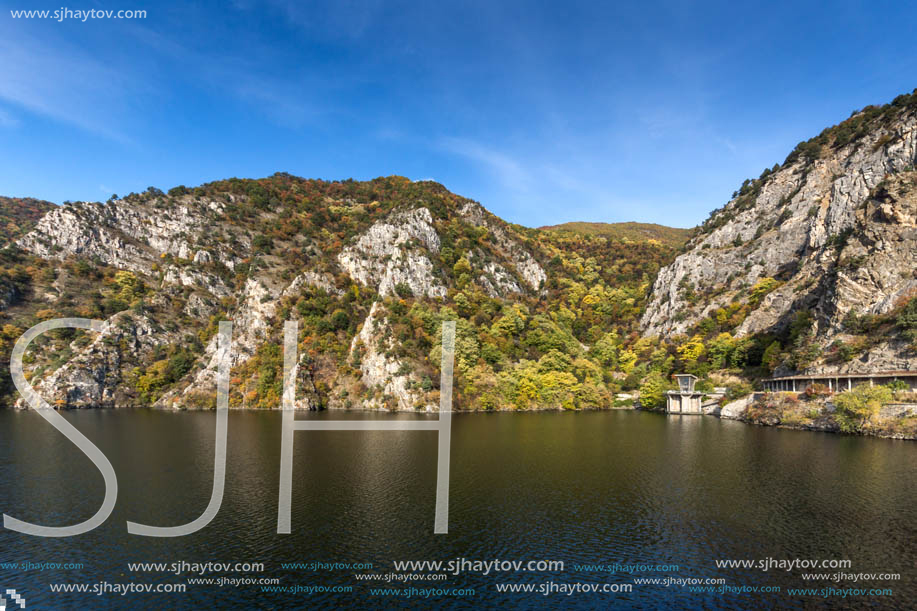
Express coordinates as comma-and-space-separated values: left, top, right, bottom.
8, 92, 917, 412
0, 175, 674, 411
642, 90, 917, 375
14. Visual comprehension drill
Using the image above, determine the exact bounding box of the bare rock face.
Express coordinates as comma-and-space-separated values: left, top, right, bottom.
21, 198, 221, 271
19, 204, 152, 273
157, 276, 281, 407
18, 196, 248, 289
16, 312, 176, 408
338, 207, 447, 299
458, 202, 546, 293
642, 106, 917, 349
162, 266, 231, 297
477, 258, 523, 297
156, 267, 348, 408
7, 177, 551, 411
282, 271, 342, 297
349, 301, 434, 411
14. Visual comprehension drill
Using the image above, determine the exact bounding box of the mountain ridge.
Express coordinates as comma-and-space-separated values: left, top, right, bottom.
537, 222, 691, 248
3, 88, 917, 422
642, 88, 917, 378
0, 174, 676, 411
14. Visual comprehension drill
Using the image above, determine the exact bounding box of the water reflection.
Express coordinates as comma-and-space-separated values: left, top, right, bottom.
0, 409, 914, 609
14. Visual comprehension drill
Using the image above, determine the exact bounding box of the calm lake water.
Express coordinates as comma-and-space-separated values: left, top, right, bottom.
0, 409, 915, 609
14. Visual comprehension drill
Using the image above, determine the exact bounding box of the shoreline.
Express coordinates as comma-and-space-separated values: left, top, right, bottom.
6, 402, 916, 441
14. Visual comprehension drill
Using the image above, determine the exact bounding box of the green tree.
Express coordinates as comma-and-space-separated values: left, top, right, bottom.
617, 349, 638, 374
833, 384, 892, 433
492, 304, 528, 337
454, 292, 472, 317
707, 332, 735, 369
896, 297, 917, 343
537, 349, 573, 373
524, 315, 576, 353
762, 341, 783, 373
113, 270, 145, 301
591, 332, 619, 366
639, 372, 670, 409
330, 309, 350, 330
453, 257, 472, 288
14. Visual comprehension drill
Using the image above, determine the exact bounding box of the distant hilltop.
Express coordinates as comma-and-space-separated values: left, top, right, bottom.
537, 222, 692, 248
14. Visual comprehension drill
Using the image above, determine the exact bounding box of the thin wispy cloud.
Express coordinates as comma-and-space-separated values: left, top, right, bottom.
0, 27, 136, 142
717, 137, 738, 154
439, 137, 531, 192
245, 0, 385, 40
232, 77, 325, 128
130, 24, 338, 130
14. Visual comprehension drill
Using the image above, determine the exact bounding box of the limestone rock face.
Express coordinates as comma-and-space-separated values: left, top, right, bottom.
349, 301, 434, 411
282, 271, 342, 297
16, 312, 177, 408
338, 207, 446, 299
162, 266, 231, 297
157, 277, 281, 407
717, 395, 754, 420
642, 106, 917, 363
458, 202, 546, 293
477, 259, 523, 297
18, 197, 245, 274
8, 177, 551, 411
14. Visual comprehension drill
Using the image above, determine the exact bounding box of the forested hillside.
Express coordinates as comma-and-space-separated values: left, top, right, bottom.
0, 175, 680, 410
0, 196, 55, 247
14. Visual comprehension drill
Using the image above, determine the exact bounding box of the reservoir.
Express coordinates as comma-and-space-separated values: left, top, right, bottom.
1, 409, 914, 609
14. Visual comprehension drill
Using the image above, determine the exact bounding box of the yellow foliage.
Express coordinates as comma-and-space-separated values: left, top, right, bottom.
618, 350, 638, 373
750, 277, 780, 304
514, 378, 537, 409
35, 309, 58, 321
2, 324, 23, 339
715, 308, 728, 325
677, 335, 706, 363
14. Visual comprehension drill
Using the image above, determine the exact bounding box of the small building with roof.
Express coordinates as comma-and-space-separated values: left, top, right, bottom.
666, 374, 705, 414
762, 370, 917, 393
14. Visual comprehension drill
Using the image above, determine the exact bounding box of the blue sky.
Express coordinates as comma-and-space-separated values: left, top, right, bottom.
0, 1, 915, 228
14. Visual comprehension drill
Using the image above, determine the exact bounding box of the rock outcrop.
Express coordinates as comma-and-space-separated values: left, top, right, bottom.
458, 202, 546, 293
337, 207, 446, 298
7, 176, 557, 411
642, 95, 917, 373
349, 302, 435, 411
18, 197, 246, 274
17, 312, 177, 408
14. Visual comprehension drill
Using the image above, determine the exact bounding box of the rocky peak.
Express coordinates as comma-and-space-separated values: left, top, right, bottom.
17, 195, 246, 274
642, 93, 917, 347
337, 206, 447, 299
